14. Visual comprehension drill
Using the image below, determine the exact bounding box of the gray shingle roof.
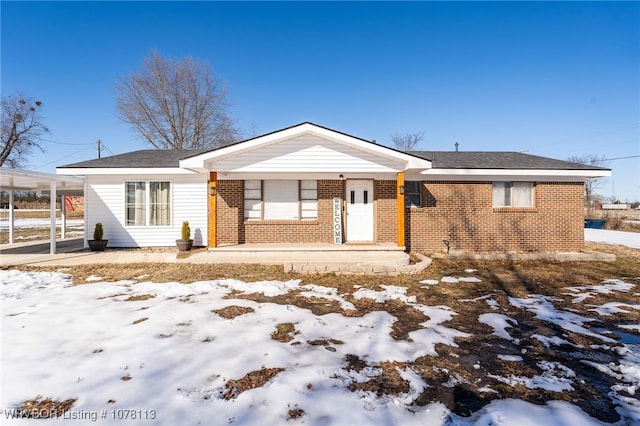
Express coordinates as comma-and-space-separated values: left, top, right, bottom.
58, 147, 609, 172
58, 149, 210, 168
408, 151, 609, 170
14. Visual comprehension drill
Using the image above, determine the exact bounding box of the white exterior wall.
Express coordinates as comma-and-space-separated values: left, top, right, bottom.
207, 135, 405, 173
86, 174, 208, 247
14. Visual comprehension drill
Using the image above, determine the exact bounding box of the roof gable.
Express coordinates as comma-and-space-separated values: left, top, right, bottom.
179, 122, 432, 172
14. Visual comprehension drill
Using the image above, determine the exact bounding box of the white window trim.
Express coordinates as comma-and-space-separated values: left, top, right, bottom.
124, 180, 173, 227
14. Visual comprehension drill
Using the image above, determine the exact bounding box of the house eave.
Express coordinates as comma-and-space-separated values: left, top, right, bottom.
56, 167, 199, 176
421, 168, 612, 178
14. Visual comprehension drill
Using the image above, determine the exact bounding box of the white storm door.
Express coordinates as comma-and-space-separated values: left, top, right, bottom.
346, 180, 374, 242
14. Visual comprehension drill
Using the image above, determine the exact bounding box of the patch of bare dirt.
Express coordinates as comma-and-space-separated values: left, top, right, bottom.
348, 361, 411, 396
272, 323, 297, 343
124, 294, 155, 301
223, 367, 285, 400
17, 396, 76, 418
212, 305, 255, 319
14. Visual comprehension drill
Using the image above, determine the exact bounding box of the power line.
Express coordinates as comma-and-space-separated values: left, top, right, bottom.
40, 138, 93, 146
32, 145, 93, 169
574, 155, 639, 164
602, 155, 640, 162
100, 143, 115, 156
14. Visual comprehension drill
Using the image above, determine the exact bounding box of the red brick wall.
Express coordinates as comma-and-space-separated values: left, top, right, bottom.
217, 180, 244, 245
405, 181, 585, 253
216, 180, 344, 245
375, 180, 397, 244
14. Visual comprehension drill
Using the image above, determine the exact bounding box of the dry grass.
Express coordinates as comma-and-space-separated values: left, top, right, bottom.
271, 322, 297, 343
588, 209, 640, 232
212, 305, 255, 319
223, 368, 284, 400
17, 396, 76, 418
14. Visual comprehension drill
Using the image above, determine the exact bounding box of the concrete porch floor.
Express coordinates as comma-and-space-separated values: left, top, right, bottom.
0, 240, 431, 275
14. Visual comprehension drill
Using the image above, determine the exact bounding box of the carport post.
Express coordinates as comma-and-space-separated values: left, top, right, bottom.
50, 181, 57, 255
8, 190, 14, 243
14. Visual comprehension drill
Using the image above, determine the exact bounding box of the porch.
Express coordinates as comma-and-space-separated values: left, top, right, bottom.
0, 240, 431, 275
209, 243, 429, 275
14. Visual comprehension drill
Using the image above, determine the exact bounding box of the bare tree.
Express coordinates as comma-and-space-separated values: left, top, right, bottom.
567, 154, 610, 212
115, 50, 240, 150
390, 131, 424, 151
1, 93, 48, 167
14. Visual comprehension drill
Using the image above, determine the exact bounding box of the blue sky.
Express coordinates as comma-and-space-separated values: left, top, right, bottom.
2, 1, 638, 201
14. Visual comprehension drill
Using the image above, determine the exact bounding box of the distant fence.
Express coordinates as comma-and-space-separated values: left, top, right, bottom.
601, 204, 629, 210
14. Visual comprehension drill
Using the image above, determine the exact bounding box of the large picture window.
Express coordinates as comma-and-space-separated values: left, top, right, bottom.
126, 181, 171, 226
492, 182, 534, 207
244, 180, 317, 220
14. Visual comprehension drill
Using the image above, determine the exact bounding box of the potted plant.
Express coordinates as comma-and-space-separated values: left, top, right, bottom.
88, 222, 108, 251
176, 221, 193, 251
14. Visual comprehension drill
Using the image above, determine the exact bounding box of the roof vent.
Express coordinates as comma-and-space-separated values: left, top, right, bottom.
455, 142, 459, 152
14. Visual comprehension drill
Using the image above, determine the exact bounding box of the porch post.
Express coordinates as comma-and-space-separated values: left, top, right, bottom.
208, 172, 217, 248
396, 172, 405, 247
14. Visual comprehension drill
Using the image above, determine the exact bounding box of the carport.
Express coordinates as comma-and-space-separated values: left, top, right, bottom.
0, 168, 84, 254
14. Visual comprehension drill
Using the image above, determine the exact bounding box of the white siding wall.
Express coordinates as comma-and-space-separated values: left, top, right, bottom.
86, 174, 208, 247
208, 135, 404, 173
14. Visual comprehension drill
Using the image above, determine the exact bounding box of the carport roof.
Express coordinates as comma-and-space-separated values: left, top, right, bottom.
1, 168, 85, 196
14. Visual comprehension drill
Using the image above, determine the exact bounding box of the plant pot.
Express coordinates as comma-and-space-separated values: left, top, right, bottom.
176, 239, 194, 252
88, 240, 109, 252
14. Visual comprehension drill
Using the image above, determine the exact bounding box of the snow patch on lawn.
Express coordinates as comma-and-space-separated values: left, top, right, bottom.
509, 294, 616, 343
353, 285, 416, 304
479, 313, 517, 341
564, 278, 635, 303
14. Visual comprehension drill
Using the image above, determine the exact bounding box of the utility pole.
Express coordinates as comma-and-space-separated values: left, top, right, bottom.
97, 139, 101, 159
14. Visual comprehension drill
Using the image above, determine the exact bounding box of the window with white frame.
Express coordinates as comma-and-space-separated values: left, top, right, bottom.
492, 182, 534, 207
125, 181, 171, 226
244, 180, 317, 220
404, 181, 422, 208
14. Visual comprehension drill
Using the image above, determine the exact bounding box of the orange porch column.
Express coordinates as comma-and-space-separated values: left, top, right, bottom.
397, 172, 405, 247
208, 172, 217, 248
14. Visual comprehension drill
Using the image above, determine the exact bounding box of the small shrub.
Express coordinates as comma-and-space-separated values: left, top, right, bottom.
181, 221, 191, 241
93, 223, 104, 240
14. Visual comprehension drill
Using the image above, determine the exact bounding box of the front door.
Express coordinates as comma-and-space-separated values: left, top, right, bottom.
346, 180, 374, 242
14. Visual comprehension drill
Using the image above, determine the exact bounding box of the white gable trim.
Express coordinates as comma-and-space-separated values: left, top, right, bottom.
179, 123, 432, 172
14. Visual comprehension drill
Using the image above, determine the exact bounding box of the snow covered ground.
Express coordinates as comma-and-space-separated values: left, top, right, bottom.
0, 218, 84, 231
0, 225, 638, 424
585, 229, 640, 249
1, 270, 639, 425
